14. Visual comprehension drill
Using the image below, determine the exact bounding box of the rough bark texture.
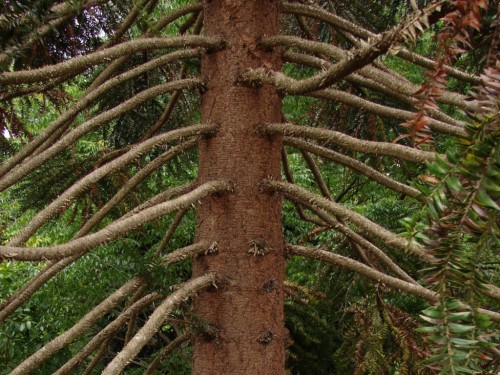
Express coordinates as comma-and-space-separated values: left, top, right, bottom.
193, 1, 285, 374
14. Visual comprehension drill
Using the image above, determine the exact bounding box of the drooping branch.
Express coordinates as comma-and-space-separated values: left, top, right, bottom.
288, 244, 500, 323
261, 179, 430, 261
82, 337, 111, 375
0, 256, 79, 324
289, 244, 436, 301
75, 139, 198, 237
300, 202, 417, 284
0, 0, 109, 67
0, 183, 194, 324
54, 292, 162, 375
9, 277, 144, 375
141, 12, 205, 141
0, 35, 224, 85
281, 1, 481, 84
0, 180, 234, 261
283, 137, 421, 199
99, 0, 153, 49
101, 273, 217, 375
281, 146, 326, 226
261, 35, 470, 109
151, 2, 203, 33
310, 89, 466, 137
0, 79, 203, 192
0, 48, 201, 178
144, 330, 190, 375
262, 123, 437, 163
300, 150, 331, 199
9, 125, 214, 246
154, 207, 190, 256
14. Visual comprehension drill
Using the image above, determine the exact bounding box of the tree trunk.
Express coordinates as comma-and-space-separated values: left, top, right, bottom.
193, 0, 285, 374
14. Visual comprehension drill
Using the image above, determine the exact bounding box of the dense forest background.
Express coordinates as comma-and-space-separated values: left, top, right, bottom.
0, 0, 499, 374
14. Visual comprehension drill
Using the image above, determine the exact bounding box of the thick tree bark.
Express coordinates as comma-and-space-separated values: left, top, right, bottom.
193, 1, 285, 374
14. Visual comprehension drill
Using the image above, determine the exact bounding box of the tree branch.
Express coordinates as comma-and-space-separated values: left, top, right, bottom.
0, 180, 234, 261
101, 273, 217, 375
0, 48, 201, 178
154, 207, 190, 256
284, 137, 421, 199
162, 241, 218, 265
288, 244, 500, 323
281, 146, 326, 226
9, 277, 144, 375
9, 125, 213, 246
262, 123, 437, 163
281, 1, 481, 84
296, 203, 417, 284
0, 183, 194, 324
261, 35, 470, 109
289, 244, 436, 300
261, 179, 431, 261
54, 292, 163, 375
75, 139, 198, 238
144, 330, 190, 375
0, 79, 203, 192
310, 89, 466, 137
0, 36, 224, 85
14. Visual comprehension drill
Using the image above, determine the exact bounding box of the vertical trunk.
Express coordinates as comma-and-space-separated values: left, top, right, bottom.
193, 1, 284, 374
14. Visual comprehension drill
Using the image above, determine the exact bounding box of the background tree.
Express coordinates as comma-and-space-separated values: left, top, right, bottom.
0, 0, 498, 374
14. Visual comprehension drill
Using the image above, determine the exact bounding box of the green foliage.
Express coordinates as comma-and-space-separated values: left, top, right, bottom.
405, 61, 500, 373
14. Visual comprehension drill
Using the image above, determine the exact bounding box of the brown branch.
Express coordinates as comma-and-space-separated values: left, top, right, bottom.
162, 241, 218, 265
281, 2, 481, 84
289, 244, 435, 300
154, 207, 190, 256
0, 180, 233, 261
288, 244, 500, 323
54, 292, 162, 375
261, 179, 431, 261
310, 89, 466, 137
0, 257, 80, 324
9, 277, 144, 375
101, 273, 217, 375
262, 123, 437, 163
300, 150, 331, 199
281, 146, 326, 226
0, 35, 223, 85
144, 330, 190, 375
0, 0, 108, 67
0, 79, 203, 193
0, 183, 193, 324
284, 137, 421, 199
76, 139, 198, 238
262, 35, 470, 109
0, 48, 201, 179
141, 13, 205, 141
82, 336, 111, 375
9, 125, 213, 246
